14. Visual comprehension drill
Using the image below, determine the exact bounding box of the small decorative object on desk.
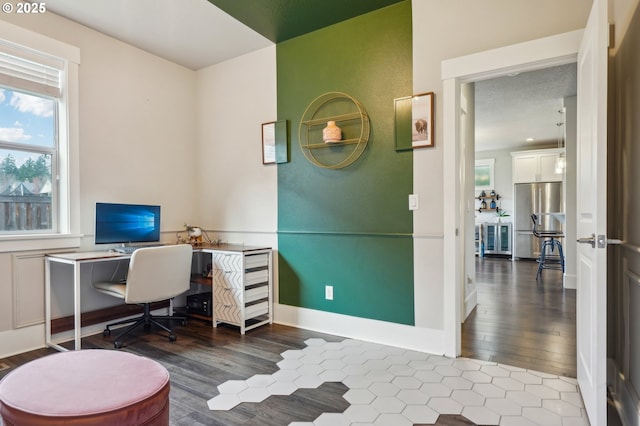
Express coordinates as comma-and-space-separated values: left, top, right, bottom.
322, 120, 342, 143
186, 224, 203, 245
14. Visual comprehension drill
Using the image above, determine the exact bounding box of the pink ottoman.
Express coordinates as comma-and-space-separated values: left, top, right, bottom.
0, 350, 170, 426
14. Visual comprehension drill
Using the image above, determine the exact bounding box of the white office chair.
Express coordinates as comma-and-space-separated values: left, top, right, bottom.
93, 244, 192, 348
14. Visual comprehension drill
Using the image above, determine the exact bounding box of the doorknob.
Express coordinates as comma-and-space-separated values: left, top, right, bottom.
577, 234, 624, 248
577, 234, 595, 248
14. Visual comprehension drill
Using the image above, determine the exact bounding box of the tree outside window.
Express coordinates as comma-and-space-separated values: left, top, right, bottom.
0, 88, 56, 232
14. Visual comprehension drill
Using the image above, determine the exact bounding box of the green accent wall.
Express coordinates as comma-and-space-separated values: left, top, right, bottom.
277, 2, 414, 325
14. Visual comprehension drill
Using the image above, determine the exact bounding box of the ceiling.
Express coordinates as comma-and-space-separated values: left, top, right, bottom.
43, 0, 404, 70
41, 0, 576, 152
475, 63, 577, 152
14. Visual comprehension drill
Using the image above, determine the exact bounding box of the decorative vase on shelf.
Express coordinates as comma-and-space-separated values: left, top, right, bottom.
322, 121, 342, 143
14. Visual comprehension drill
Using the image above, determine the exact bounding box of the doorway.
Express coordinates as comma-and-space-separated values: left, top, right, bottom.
443, 5, 609, 421
461, 65, 578, 377
440, 29, 584, 358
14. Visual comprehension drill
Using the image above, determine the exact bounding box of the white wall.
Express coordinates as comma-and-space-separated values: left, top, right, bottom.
195, 46, 278, 247
0, 11, 198, 356
195, 46, 279, 300
411, 0, 591, 341
0, 10, 198, 244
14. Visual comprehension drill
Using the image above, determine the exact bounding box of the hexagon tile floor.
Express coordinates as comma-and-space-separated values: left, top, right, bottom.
207, 338, 589, 426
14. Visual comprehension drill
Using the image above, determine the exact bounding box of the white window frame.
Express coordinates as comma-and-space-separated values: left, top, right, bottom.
0, 20, 81, 252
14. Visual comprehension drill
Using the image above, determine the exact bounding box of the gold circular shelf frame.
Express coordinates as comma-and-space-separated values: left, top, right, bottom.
298, 92, 370, 169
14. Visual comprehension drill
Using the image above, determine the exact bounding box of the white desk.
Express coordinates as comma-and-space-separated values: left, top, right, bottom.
45, 251, 131, 351
45, 244, 273, 351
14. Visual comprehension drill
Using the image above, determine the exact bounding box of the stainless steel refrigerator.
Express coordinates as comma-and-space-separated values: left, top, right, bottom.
513, 182, 563, 259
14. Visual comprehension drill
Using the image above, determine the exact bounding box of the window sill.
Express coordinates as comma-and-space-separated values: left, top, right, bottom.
0, 233, 83, 253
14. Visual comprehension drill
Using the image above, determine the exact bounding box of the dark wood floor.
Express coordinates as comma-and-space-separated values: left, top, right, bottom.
462, 257, 577, 378
0, 277, 623, 425
0, 322, 353, 426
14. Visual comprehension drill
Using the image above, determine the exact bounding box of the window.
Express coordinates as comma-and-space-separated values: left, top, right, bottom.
0, 22, 79, 251
0, 40, 63, 234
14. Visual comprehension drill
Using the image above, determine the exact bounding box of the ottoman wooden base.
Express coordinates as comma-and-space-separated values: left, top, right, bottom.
0, 350, 170, 426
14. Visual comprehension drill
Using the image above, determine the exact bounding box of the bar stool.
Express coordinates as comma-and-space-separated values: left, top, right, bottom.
531, 213, 565, 280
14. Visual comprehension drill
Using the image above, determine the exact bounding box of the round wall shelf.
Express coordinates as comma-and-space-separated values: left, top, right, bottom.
298, 92, 370, 169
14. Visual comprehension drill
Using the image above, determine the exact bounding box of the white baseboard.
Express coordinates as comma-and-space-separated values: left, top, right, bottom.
608, 358, 640, 426
0, 308, 172, 358
464, 288, 477, 321
2, 307, 445, 359
564, 272, 577, 289
273, 303, 446, 356
0, 324, 46, 358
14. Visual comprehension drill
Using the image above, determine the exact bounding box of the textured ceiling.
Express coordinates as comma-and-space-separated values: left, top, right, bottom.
475, 63, 577, 152
207, 0, 406, 42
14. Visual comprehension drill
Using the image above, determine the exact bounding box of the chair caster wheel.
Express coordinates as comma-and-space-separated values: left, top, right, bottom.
114, 340, 122, 349
103, 329, 111, 337
168, 334, 177, 342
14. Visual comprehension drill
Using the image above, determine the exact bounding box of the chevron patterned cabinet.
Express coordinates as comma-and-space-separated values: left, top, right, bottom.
204, 246, 273, 334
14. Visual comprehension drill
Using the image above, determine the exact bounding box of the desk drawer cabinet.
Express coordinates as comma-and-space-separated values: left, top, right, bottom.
209, 249, 272, 334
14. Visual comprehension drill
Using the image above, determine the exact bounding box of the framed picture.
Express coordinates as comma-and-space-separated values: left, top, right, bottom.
475, 158, 495, 190
394, 92, 435, 151
262, 120, 289, 164
262, 121, 276, 164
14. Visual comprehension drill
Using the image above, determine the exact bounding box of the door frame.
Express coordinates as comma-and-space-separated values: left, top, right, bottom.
441, 30, 584, 357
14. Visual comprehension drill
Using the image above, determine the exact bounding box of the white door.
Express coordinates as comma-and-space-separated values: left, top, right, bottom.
575, 0, 608, 423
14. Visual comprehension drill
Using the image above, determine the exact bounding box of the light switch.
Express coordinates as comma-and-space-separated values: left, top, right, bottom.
409, 194, 419, 210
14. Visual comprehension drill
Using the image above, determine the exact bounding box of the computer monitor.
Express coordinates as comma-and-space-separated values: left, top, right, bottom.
95, 202, 161, 245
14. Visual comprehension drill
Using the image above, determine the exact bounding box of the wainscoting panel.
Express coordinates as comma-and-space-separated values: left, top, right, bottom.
12, 253, 45, 328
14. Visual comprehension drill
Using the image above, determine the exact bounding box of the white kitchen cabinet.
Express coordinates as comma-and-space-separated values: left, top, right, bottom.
511, 148, 564, 183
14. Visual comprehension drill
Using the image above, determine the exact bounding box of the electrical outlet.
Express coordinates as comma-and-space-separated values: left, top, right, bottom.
325, 285, 333, 300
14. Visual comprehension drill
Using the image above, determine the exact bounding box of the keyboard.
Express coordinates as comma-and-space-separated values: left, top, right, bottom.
113, 245, 161, 254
